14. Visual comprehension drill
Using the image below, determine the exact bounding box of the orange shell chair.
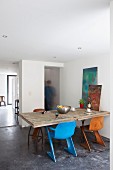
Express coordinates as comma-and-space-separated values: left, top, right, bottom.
80, 116, 105, 151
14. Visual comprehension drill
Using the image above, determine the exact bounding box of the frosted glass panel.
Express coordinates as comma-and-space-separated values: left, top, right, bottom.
45, 67, 60, 110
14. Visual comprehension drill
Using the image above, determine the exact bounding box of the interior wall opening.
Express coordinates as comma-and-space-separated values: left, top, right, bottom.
44, 67, 60, 110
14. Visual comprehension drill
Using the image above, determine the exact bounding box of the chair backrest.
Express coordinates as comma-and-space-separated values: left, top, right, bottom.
54, 121, 76, 139
0, 96, 5, 102
89, 116, 104, 131
33, 108, 45, 112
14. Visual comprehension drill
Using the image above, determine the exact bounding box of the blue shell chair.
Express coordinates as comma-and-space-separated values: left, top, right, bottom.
46, 121, 77, 162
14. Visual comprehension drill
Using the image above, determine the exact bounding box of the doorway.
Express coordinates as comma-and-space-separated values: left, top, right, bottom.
44, 67, 60, 110
0, 74, 18, 128
7, 75, 17, 105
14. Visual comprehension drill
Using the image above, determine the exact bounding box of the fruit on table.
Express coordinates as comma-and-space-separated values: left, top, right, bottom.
57, 105, 64, 108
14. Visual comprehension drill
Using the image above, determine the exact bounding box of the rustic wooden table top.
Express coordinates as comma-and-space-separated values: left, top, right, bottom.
19, 108, 110, 128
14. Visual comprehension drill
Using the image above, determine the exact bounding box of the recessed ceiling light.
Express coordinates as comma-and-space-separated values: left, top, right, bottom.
2, 35, 8, 38
78, 47, 82, 50
12, 62, 17, 64
53, 56, 56, 59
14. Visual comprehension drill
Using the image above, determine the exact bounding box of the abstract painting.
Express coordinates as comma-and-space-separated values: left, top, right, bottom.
88, 85, 102, 111
82, 67, 97, 107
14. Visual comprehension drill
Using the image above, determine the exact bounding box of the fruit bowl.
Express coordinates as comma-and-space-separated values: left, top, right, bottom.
57, 105, 71, 114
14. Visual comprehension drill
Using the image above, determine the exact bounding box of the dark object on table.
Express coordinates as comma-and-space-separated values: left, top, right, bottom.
55, 112, 59, 118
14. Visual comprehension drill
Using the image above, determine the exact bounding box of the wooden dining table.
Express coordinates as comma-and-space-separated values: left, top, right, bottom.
19, 108, 110, 150
19, 108, 110, 128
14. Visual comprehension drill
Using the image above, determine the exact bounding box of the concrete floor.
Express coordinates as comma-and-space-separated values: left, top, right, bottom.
0, 107, 110, 170
0, 106, 17, 127
0, 125, 110, 170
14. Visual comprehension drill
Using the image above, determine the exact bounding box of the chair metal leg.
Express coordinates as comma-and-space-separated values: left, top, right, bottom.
28, 127, 44, 150
28, 126, 32, 146
36, 128, 43, 144
40, 128, 43, 144
94, 131, 106, 146
46, 127, 56, 162
80, 126, 91, 151
65, 137, 77, 156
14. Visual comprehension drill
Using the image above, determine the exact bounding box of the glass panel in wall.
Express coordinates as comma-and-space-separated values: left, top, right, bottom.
45, 67, 60, 110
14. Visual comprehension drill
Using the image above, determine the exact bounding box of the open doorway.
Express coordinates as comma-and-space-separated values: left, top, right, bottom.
44, 67, 60, 110
7, 75, 17, 105
0, 74, 18, 127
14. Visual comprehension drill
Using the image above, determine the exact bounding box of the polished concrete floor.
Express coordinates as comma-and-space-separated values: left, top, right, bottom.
0, 107, 110, 170
0, 105, 17, 127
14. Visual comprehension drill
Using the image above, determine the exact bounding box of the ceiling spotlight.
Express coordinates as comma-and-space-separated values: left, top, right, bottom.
78, 47, 82, 50
2, 35, 8, 38
53, 56, 56, 59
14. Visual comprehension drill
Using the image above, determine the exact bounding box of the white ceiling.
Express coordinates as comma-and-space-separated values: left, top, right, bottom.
0, 0, 110, 63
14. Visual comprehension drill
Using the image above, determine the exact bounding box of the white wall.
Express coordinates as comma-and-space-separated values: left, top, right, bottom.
19, 60, 45, 126
0, 63, 19, 74
24, 60, 45, 111
110, 1, 113, 169
60, 55, 110, 138
19, 60, 64, 127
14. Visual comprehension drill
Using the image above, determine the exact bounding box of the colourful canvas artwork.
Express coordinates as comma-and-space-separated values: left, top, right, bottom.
82, 67, 97, 107
88, 85, 102, 111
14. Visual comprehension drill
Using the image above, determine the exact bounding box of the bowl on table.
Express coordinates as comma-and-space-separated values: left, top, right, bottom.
57, 105, 71, 114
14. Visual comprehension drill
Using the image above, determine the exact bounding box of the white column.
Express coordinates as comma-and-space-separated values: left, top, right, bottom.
19, 60, 45, 127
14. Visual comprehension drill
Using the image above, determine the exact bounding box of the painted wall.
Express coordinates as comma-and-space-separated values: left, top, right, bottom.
19, 60, 64, 126
19, 60, 45, 126
60, 55, 110, 138
0, 63, 19, 74
110, 1, 113, 169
